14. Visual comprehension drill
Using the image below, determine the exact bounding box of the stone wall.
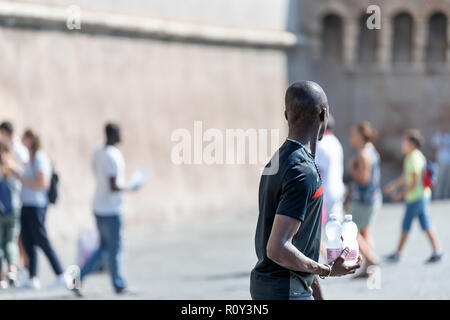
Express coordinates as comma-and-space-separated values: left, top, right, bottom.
0, 23, 290, 239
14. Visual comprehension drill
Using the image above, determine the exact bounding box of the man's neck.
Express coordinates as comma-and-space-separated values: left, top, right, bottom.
288, 129, 318, 155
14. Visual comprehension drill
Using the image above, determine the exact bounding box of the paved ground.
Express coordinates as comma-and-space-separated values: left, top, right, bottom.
1, 200, 449, 300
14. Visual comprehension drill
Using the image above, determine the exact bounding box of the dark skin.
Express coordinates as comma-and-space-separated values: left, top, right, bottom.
267, 82, 361, 300
105, 129, 137, 193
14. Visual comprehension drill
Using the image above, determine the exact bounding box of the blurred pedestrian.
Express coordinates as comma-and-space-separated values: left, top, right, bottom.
76, 123, 137, 296
431, 116, 450, 199
5, 129, 68, 289
0, 140, 21, 288
347, 121, 381, 277
0, 121, 29, 165
316, 114, 345, 221
384, 129, 443, 263
0, 122, 29, 279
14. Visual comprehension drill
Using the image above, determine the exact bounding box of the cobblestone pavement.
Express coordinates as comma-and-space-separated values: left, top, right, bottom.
1, 200, 449, 299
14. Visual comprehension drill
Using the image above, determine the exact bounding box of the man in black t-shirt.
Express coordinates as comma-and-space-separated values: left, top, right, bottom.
250, 81, 360, 300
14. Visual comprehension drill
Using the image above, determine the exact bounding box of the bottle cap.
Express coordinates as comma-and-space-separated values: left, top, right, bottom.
329, 214, 338, 221
344, 214, 352, 221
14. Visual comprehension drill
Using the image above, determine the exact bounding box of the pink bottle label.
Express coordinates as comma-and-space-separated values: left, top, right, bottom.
345, 249, 358, 261
327, 248, 342, 263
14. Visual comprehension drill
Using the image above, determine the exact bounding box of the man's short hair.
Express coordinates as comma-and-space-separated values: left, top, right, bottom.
404, 129, 424, 149
105, 122, 120, 138
285, 81, 326, 126
0, 121, 13, 136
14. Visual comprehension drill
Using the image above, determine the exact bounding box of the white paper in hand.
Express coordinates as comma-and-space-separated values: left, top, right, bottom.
128, 168, 150, 190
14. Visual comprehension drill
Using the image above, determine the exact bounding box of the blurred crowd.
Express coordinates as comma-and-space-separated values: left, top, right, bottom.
316, 115, 449, 276
0, 114, 448, 293
0, 121, 135, 296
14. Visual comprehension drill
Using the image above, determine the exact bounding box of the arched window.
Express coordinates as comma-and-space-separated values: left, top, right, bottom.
322, 14, 343, 62
358, 13, 378, 64
426, 12, 448, 63
392, 12, 414, 63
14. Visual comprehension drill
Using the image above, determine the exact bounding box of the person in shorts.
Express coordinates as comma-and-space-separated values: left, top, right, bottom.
384, 129, 443, 263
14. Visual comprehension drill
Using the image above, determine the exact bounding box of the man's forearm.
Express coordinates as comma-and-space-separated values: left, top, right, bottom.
269, 242, 330, 276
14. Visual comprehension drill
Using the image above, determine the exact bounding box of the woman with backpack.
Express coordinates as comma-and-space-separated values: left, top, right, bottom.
384, 129, 443, 263
0, 140, 21, 288
4, 129, 67, 289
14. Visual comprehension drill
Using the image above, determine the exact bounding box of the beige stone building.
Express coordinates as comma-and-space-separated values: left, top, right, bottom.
0, 0, 448, 237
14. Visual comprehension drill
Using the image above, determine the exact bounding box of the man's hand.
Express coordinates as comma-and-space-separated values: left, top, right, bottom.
383, 182, 396, 196
329, 248, 361, 277
391, 192, 404, 202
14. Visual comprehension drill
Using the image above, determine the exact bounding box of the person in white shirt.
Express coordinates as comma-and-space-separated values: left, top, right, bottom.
6, 129, 67, 290
432, 117, 450, 199
77, 123, 137, 296
0, 121, 29, 165
315, 115, 345, 221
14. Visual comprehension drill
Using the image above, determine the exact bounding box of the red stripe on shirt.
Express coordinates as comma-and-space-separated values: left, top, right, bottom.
312, 185, 323, 199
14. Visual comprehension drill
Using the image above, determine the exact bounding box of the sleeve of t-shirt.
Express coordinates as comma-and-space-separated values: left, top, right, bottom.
13, 144, 29, 165
105, 151, 119, 178
34, 152, 51, 176
412, 154, 425, 174
276, 165, 312, 222
405, 154, 423, 176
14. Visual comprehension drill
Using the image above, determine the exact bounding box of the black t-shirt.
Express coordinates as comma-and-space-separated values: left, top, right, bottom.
250, 139, 323, 300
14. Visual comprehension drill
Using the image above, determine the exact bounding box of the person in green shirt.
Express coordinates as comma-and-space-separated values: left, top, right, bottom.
383, 129, 443, 263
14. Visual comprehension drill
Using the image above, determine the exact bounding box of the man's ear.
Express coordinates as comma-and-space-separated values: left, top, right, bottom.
284, 110, 288, 121
319, 109, 326, 122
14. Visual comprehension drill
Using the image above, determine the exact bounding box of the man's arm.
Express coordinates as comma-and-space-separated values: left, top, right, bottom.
383, 176, 405, 196
393, 172, 418, 201
266, 214, 330, 275
267, 214, 360, 276
266, 214, 360, 299
109, 176, 130, 192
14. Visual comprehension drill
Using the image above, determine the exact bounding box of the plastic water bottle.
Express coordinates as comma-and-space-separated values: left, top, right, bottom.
325, 214, 343, 264
341, 214, 359, 265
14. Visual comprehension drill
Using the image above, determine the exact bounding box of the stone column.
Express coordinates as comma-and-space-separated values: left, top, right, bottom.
343, 17, 358, 70
377, 16, 392, 70
446, 20, 450, 64
412, 17, 426, 71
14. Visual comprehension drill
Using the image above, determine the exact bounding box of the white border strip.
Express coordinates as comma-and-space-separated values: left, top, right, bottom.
0, 1, 303, 48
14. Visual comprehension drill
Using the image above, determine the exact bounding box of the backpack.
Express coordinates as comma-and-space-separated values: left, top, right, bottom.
0, 178, 13, 216
33, 158, 59, 205
423, 160, 439, 189
47, 169, 59, 205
